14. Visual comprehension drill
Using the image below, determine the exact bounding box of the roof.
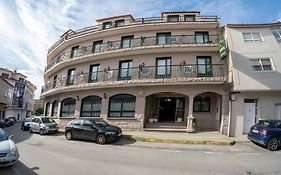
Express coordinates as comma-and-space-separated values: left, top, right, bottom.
0, 76, 14, 87
225, 22, 281, 28
96, 14, 134, 22
161, 11, 200, 14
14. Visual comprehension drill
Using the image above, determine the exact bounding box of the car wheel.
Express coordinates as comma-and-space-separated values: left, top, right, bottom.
267, 138, 279, 151
96, 134, 106, 145
39, 129, 44, 135
29, 128, 33, 133
65, 131, 73, 140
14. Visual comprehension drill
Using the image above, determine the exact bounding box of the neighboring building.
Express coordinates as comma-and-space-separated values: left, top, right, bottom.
0, 68, 37, 121
224, 23, 281, 136
0, 76, 14, 119
42, 11, 230, 134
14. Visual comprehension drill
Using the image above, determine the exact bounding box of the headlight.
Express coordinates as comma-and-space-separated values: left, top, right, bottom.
106, 132, 116, 135
45, 126, 50, 129
10, 146, 18, 155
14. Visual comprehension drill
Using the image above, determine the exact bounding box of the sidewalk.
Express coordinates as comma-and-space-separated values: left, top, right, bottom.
123, 131, 237, 145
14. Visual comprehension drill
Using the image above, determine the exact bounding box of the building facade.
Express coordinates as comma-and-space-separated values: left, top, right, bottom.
0, 68, 37, 121
42, 11, 230, 134
0, 76, 14, 119
225, 23, 281, 136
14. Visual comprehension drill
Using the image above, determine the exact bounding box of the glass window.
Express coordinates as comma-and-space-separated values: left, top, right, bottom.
82, 120, 94, 127
71, 119, 82, 126
115, 19, 125, 27
250, 58, 273, 72
53, 75, 57, 88
197, 56, 213, 77
70, 46, 79, 58
156, 57, 171, 78
167, 15, 179, 22
121, 35, 134, 48
119, 60, 132, 80
271, 28, 281, 45
80, 96, 102, 117
109, 94, 136, 118
185, 15, 195, 22
66, 68, 75, 85
156, 33, 171, 45
61, 98, 76, 117
51, 100, 59, 117
92, 40, 103, 53
243, 32, 263, 42
103, 22, 112, 29
45, 102, 50, 116
193, 96, 211, 112
89, 64, 100, 82
195, 32, 209, 43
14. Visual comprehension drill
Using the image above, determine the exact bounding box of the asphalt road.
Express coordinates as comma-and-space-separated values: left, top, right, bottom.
0, 124, 281, 175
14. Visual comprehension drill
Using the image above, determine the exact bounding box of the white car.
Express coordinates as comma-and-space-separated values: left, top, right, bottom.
0, 129, 19, 167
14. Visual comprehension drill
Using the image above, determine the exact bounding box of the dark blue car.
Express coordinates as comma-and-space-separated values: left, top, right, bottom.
248, 120, 281, 151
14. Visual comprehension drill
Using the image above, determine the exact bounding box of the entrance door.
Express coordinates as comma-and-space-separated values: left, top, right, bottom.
159, 97, 176, 122
243, 100, 256, 134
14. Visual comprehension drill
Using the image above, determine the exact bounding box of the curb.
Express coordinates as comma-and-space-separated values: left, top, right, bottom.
123, 135, 235, 146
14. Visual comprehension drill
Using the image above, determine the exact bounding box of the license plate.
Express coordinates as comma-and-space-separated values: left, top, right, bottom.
252, 129, 259, 133
0, 158, 5, 162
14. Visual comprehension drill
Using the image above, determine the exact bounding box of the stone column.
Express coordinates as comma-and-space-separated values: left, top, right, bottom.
186, 96, 194, 132
100, 96, 109, 119
74, 98, 81, 118
135, 96, 146, 130
57, 101, 61, 119
43, 102, 47, 116
48, 103, 53, 117
220, 94, 229, 135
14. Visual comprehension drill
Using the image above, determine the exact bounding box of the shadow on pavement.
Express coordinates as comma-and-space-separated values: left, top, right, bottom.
0, 161, 39, 175
112, 136, 136, 146
2, 123, 32, 144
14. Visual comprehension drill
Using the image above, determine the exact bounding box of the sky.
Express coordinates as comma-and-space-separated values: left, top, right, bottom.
0, 0, 280, 99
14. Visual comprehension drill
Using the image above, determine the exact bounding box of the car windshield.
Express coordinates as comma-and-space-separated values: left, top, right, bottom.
25, 118, 32, 122
256, 120, 272, 128
92, 119, 109, 127
0, 130, 8, 142
41, 118, 55, 123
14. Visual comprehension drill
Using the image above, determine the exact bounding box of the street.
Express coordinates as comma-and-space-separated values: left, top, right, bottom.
0, 124, 281, 175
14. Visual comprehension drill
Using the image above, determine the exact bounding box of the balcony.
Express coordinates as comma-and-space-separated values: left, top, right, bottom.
45, 35, 219, 73
42, 64, 226, 96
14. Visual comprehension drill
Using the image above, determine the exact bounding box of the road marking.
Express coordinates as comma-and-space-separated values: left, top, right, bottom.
204, 152, 224, 154
160, 149, 182, 153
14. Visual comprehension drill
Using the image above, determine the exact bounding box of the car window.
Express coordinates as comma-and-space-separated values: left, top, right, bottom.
275, 122, 281, 129
25, 118, 32, 122
256, 121, 272, 128
92, 119, 109, 127
82, 120, 93, 127
71, 120, 82, 126
32, 118, 36, 122
0, 130, 8, 142
41, 118, 55, 123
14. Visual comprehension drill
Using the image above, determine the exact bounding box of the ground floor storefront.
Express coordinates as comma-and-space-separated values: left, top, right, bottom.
43, 85, 230, 134
230, 91, 281, 137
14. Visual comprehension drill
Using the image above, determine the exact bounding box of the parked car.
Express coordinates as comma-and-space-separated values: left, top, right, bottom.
0, 128, 19, 167
65, 118, 122, 144
29, 116, 58, 135
0, 120, 5, 128
21, 117, 33, 131
8, 117, 17, 123
248, 120, 281, 151
4, 119, 14, 127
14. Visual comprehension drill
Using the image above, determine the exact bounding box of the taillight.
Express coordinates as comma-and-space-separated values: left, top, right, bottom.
260, 130, 268, 135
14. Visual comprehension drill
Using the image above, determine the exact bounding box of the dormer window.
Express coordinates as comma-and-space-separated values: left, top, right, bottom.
102, 22, 112, 29
167, 15, 179, 22
115, 19, 125, 27
184, 15, 196, 22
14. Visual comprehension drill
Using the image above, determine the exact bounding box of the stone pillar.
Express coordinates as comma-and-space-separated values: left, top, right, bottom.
100, 97, 109, 119
220, 94, 229, 135
48, 103, 53, 117
74, 98, 81, 118
186, 96, 194, 132
135, 96, 146, 130
43, 102, 47, 116
57, 101, 61, 119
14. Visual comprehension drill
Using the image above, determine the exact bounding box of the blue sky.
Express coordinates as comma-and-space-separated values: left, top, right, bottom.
0, 0, 280, 98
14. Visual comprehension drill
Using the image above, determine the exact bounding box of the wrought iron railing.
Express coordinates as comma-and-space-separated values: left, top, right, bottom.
47, 15, 219, 54
42, 64, 225, 94
45, 35, 219, 72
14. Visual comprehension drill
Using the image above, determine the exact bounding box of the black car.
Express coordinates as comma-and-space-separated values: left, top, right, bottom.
21, 117, 32, 131
4, 119, 14, 127
8, 117, 17, 123
65, 118, 122, 144
0, 119, 5, 128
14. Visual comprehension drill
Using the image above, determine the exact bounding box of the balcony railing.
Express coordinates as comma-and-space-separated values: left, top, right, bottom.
48, 15, 219, 54
42, 64, 225, 94
45, 35, 219, 72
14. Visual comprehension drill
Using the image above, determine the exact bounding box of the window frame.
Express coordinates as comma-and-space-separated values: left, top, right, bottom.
45, 102, 50, 116
102, 21, 112, 29
80, 96, 102, 118
156, 32, 171, 45
242, 32, 264, 42
60, 98, 76, 117
92, 40, 103, 53
195, 32, 210, 44
271, 27, 281, 45
196, 56, 213, 77
156, 57, 171, 78
184, 15, 196, 22
115, 19, 125, 27
193, 96, 211, 112
70, 46, 79, 58
108, 94, 136, 118
121, 35, 134, 48
66, 68, 75, 85
167, 15, 179, 22
53, 75, 57, 88
51, 100, 59, 117
249, 58, 274, 72
88, 64, 100, 82
118, 60, 133, 80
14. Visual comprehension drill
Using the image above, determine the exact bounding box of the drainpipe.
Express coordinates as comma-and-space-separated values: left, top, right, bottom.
227, 99, 232, 137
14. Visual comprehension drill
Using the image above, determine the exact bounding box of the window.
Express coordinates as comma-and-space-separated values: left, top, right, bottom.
1, 73, 9, 79
92, 40, 103, 53
61, 98, 76, 117
184, 15, 196, 22
193, 96, 211, 112
66, 68, 75, 85
156, 57, 171, 78
45, 102, 50, 116
53, 75, 57, 88
250, 58, 273, 72
119, 60, 132, 80
82, 120, 93, 127
243, 32, 263, 42
121, 35, 134, 48
197, 56, 213, 76
89, 64, 100, 82
115, 19, 125, 27
102, 22, 112, 29
80, 96, 102, 117
70, 46, 79, 58
71, 120, 82, 126
51, 100, 58, 117
271, 27, 281, 45
195, 32, 209, 43
156, 33, 171, 45
109, 94, 136, 118
167, 15, 179, 22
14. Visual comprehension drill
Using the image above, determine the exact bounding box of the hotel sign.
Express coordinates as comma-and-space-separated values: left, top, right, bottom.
219, 37, 227, 60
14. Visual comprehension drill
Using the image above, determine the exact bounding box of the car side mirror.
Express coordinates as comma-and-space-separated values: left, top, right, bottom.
9, 135, 14, 139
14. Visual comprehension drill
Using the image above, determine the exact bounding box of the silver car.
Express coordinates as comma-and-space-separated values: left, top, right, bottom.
0, 129, 19, 167
30, 117, 59, 135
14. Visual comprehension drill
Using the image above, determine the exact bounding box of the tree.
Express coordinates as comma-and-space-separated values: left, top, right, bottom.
33, 107, 44, 116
